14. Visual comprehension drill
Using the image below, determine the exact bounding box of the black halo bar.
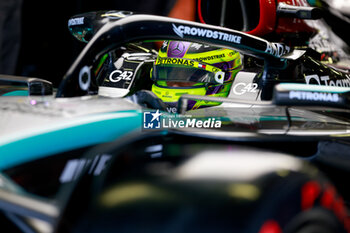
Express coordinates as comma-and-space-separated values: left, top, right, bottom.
57, 14, 290, 97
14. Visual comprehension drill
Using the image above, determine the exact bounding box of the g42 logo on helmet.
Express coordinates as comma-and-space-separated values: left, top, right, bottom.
109, 70, 134, 82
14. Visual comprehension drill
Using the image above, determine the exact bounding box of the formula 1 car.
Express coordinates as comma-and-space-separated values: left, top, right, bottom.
1, 1, 350, 233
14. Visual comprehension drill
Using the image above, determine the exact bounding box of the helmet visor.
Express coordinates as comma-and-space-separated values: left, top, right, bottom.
151, 58, 225, 85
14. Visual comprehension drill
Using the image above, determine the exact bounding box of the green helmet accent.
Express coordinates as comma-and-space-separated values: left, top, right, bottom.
151, 41, 241, 110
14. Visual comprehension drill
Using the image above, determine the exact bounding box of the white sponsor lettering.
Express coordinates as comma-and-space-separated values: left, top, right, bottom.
232, 83, 258, 95
305, 74, 350, 87
172, 24, 242, 44
68, 17, 84, 26
289, 91, 339, 102
109, 70, 133, 82
265, 43, 291, 57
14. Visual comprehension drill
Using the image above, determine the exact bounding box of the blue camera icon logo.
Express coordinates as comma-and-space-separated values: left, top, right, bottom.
143, 110, 162, 129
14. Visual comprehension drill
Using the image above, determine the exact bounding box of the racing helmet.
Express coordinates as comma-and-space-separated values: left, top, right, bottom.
151, 41, 241, 110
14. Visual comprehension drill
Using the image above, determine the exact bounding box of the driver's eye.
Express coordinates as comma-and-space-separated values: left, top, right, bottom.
166, 81, 196, 87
